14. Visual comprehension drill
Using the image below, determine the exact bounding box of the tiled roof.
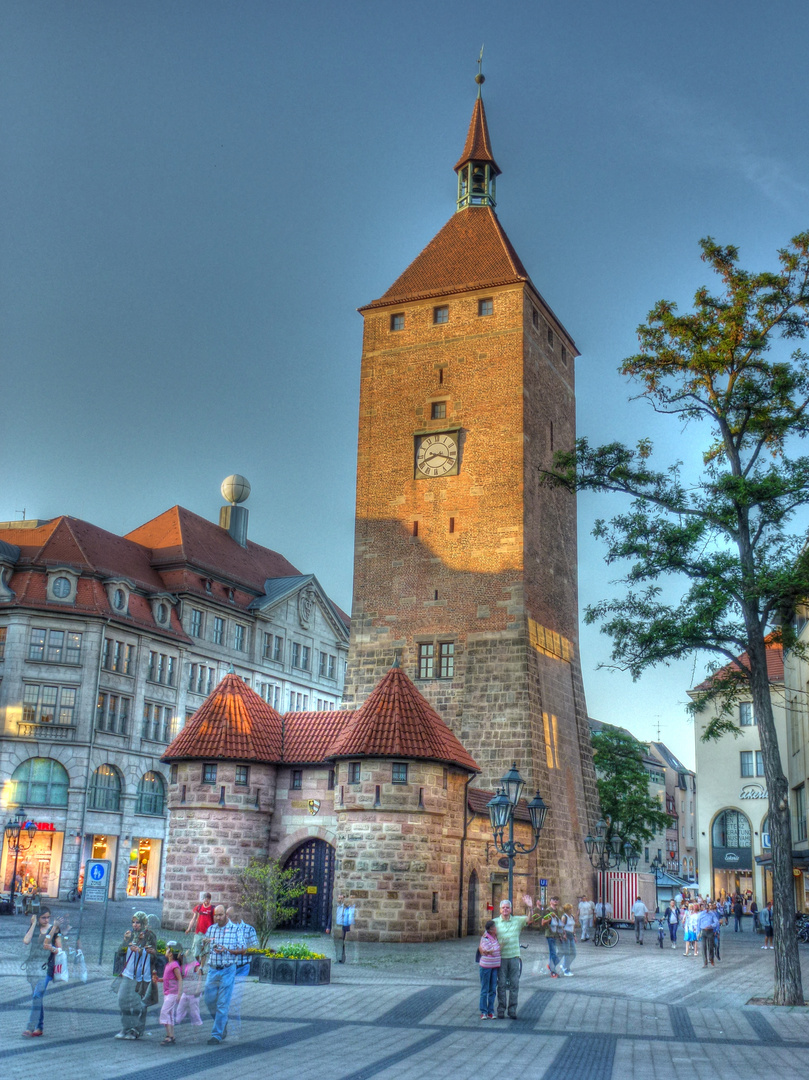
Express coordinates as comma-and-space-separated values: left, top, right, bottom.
163, 673, 284, 763
283, 710, 353, 764
361, 206, 533, 310
328, 666, 479, 772
467, 786, 532, 823
692, 642, 784, 692
125, 506, 302, 596
454, 96, 500, 174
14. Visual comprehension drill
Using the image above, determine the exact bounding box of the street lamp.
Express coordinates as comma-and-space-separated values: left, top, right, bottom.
486, 762, 548, 906
3, 808, 38, 916
650, 855, 663, 910
583, 816, 638, 940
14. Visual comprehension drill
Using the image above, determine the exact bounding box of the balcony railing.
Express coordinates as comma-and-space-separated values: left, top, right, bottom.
16, 722, 77, 741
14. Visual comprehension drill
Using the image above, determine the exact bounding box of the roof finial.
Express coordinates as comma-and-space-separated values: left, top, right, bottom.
476, 44, 485, 98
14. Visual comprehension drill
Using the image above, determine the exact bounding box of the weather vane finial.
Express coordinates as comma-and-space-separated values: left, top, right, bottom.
476, 44, 485, 97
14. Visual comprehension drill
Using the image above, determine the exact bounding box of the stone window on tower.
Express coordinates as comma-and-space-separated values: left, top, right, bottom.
291, 769, 303, 790
561, 345, 568, 365
348, 761, 361, 785
236, 765, 249, 786
203, 763, 217, 784
532, 307, 539, 329
478, 298, 493, 317
438, 642, 455, 678
547, 326, 554, 348
417, 643, 434, 679
431, 401, 447, 420
433, 305, 449, 324
392, 762, 408, 784
390, 313, 405, 331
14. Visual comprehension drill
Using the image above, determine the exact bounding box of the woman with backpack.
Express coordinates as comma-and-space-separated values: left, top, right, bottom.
22, 916, 63, 1037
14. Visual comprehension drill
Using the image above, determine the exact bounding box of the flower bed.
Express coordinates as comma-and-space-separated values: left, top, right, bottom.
251, 943, 330, 985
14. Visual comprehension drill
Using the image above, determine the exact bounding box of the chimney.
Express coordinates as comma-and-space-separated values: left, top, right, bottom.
218, 475, 251, 548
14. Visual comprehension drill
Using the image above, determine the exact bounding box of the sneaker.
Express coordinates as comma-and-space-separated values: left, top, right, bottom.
761, 945, 768, 949
562, 971, 574, 977
122, 1033, 137, 1041
547, 964, 558, 978
207, 1037, 221, 1045
114, 1033, 127, 1040
487, 1013, 495, 1019
671, 944, 676, 949
481, 1013, 489, 1020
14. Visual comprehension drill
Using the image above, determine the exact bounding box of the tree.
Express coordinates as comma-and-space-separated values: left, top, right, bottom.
552, 232, 809, 1004
591, 726, 671, 854
236, 857, 308, 948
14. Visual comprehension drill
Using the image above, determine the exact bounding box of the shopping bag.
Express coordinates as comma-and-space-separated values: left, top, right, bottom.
75, 948, 88, 983
53, 948, 69, 983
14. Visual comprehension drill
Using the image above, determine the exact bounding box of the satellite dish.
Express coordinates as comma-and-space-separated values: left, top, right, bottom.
221, 475, 251, 505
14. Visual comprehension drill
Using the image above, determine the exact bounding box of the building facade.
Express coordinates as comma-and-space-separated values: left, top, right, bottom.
780, 620, 809, 912
0, 483, 349, 901
647, 741, 698, 882
343, 78, 599, 902
691, 645, 786, 905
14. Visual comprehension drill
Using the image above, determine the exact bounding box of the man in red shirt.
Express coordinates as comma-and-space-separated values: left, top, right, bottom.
186, 893, 214, 962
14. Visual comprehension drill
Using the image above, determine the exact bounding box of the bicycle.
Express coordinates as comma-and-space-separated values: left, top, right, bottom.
66, 884, 81, 903
593, 919, 619, 948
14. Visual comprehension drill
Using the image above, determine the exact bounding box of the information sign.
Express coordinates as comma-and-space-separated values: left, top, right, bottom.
83, 859, 111, 903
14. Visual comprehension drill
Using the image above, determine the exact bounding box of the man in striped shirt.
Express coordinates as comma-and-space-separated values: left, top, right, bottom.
203, 905, 247, 1045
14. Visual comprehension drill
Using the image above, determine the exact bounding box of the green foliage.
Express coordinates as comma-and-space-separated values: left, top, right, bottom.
591, 727, 671, 851
236, 858, 308, 949
272, 942, 326, 959
549, 231, 809, 1004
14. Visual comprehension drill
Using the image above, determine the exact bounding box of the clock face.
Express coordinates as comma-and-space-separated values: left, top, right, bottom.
416, 432, 459, 477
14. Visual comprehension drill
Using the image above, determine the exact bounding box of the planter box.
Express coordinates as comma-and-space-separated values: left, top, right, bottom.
248, 955, 262, 976
258, 956, 330, 985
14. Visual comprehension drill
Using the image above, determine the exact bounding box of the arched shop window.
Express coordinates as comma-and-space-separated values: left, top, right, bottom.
712, 810, 751, 848
87, 764, 122, 812
136, 771, 166, 816
10, 757, 69, 806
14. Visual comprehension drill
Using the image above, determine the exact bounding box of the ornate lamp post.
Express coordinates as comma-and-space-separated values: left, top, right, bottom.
583, 817, 638, 937
650, 854, 663, 910
3, 808, 38, 916
486, 762, 548, 906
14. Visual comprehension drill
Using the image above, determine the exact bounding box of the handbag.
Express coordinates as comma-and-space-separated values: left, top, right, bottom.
52, 948, 69, 983
475, 948, 481, 963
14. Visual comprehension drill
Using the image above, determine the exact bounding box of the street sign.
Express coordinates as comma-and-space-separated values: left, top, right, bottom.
83, 858, 111, 903
540, 879, 548, 886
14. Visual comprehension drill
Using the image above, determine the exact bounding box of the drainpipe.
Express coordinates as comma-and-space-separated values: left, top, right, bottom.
457, 772, 474, 938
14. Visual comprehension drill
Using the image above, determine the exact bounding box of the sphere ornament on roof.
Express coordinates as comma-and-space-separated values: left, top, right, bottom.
221, 475, 251, 505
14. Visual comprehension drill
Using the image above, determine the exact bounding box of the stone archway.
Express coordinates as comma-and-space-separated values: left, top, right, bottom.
467, 870, 479, 936
281, 838, 335, 931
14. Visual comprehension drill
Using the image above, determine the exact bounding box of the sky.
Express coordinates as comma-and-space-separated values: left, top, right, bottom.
3, 0, 809, 771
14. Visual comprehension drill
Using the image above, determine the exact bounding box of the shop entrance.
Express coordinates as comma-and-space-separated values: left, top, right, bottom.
126, 838, 162, 897
1, 826, 64, 898
281, 839, 335, 931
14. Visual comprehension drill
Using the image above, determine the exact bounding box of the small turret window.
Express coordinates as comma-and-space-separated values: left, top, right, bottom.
392, 762, 408, 784
478, 299, 493, 317
433, 305, 449, 325
390, 313, 405, 332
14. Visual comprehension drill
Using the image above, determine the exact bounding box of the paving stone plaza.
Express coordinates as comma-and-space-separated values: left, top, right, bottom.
2, 901, 808, 1080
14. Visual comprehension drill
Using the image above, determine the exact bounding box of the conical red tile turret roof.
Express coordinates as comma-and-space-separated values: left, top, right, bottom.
328, 665, 479, 773
163, 673, 283, 763
454, 96, 500, 175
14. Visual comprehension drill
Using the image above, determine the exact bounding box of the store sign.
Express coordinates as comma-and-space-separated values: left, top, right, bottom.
21, 822, 55, 831
712, 846, 752, 870
739, 784, 768, 800
724, 852, 740, 863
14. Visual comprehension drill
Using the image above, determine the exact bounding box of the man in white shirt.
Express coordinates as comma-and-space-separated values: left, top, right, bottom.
631, 896, 649, 944
577, 895, 595, 941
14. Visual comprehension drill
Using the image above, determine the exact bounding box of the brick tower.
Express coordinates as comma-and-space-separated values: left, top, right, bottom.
343, 73, 599, 899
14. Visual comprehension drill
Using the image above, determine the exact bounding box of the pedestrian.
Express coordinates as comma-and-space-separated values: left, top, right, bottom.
723, 897, 732, 925
477, 920, 500, 1018
114, 911, 157, 1040
185, 892, 215, 962
733, 896, 744, 932
539, 895, 564, 976
559, 904, 577, 976
225, 906, 259, 1038
750, 899, 759, 931
174, 953, 204, 1029
159, 942, 183, 1045
578, 895, 594, 941
665, 899, 680, 948
203, 904, 246, 1045
760, 901, 773, 949
697, 904, 719, 966
710, 903, 722, 960
493, 894, 536, 1018
21, 909, 54, 994
335, 894, 356, 963
683, 904, 699, 957
631, 895, 649, 944
22, 915, 62, 1037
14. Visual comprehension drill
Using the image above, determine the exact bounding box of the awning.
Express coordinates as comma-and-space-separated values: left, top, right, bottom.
754, 850, 809, 872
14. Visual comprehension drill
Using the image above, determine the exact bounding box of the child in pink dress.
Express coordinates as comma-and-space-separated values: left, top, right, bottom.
159, 943, 184, 1045
174, 955, 204, 1027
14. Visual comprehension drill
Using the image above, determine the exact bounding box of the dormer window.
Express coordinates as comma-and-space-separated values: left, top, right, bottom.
47, 569, 78, 604
150, 596, 174, 628
105, 580, 131, 615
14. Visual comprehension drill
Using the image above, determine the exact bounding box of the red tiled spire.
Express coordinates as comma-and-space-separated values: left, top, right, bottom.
163, 673, 283, 763
328, 666, 479, 772
454, 96, 500, 176
362, 206, 532, 310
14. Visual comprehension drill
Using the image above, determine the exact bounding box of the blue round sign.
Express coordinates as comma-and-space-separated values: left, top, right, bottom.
90, 864, 104, 881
